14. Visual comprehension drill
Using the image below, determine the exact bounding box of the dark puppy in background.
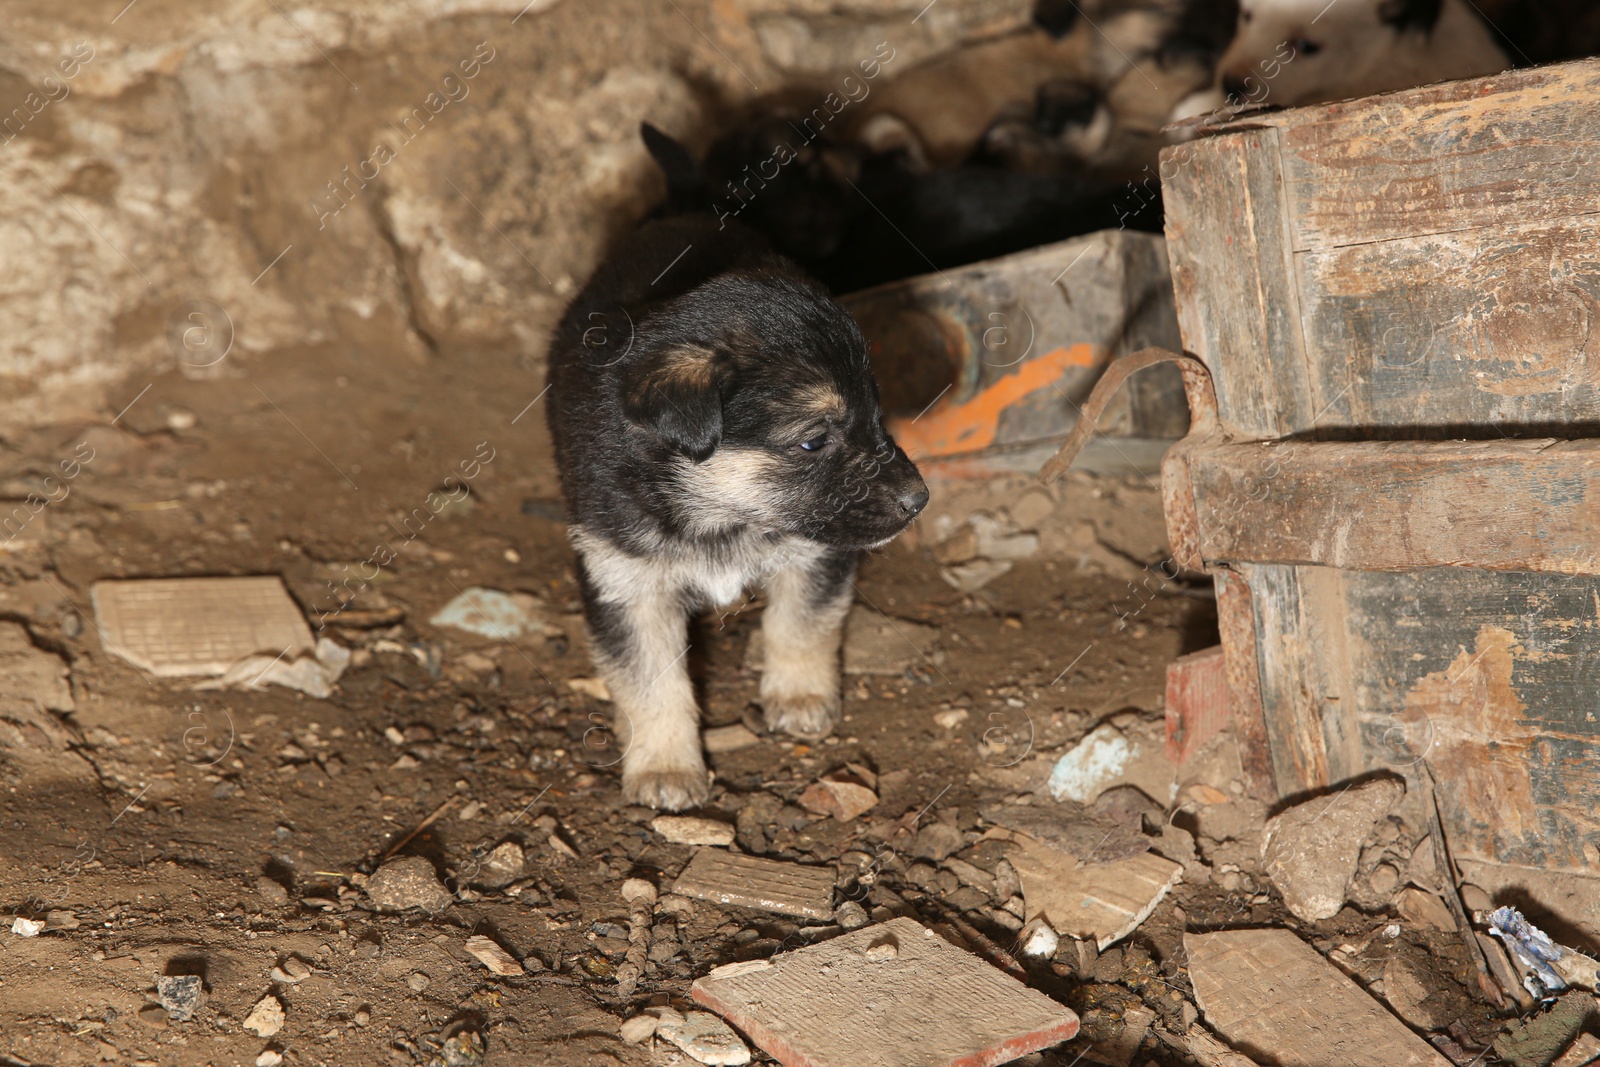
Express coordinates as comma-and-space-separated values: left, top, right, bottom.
545, 125, 928, 810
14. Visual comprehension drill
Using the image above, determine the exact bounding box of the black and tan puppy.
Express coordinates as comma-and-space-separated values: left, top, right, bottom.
545, 128, 928, 810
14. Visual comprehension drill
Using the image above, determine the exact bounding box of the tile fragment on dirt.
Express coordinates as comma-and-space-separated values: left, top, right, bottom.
92, 576, 313, 676
464, 934, 525, 976
670, 849, 835, 920
657, 1009, 752, 1065
798, 768, 878, 822
692, 916, 1079, 1067
1186, 927, 1453, 1067
1007, 835, 1181, 949
653, 815, 736, 846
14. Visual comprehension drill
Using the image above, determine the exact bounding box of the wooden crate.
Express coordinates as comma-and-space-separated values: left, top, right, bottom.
843, 229, 1189, 478
1159, 59, 1600, 884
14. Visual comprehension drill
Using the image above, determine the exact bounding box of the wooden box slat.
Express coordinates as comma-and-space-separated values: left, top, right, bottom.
1163, 127, 1314, 440
1188, 438, 1600, 575
1272, 59, 1600, 252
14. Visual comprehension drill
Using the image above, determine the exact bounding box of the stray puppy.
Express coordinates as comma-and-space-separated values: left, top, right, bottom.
544, 126, 929, 810
1210, 0, 1507, 110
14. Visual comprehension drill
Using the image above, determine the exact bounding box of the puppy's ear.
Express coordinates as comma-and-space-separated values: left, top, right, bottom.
1378, 0, 1444, 33
620, 346, 729, 462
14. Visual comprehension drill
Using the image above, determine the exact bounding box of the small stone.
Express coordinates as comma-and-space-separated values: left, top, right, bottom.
620, 1013, 660, 1043
137, 1004, 168, 1028
439, 1028, 486, 1066
44, 909, 79, 931
10, 916, 44, 937
366, 855, 453, 913
704, 723, 760, 753
932, 524, 979, 565
407, 971, 430, 992
156, 974, 203, 1022
255, 876, 290, 905
912, 822, 967, 862
833, 900, 869, 930
622, 877, 660, 906
1366, 862, 1401, 898
243, 994, 284, 1037
798, 772, 878, 823
1008, 491, 1056, 531
653, 815, 736, 846
355, 1009, 371, 1026
865, 939, 899, 962
657, 1009, 752, 1065
1018, 919, 1060, 958
464, 934, 524, 976
256, 1051, 284, 1067
473, 841, 525, 889
933, 708, 969, 729
1093, 945, 1124, 984
270, 955, 312, 983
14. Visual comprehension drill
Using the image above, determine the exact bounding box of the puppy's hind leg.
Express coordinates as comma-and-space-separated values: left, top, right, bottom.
759, 548, 855, 740
577, 554, 708, 811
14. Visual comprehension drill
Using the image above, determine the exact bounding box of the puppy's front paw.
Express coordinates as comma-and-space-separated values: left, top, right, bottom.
762, 692, 839, 740
622, 764, 710, 811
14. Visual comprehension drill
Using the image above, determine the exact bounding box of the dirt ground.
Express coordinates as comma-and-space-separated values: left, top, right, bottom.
0, 315, 1515, 1067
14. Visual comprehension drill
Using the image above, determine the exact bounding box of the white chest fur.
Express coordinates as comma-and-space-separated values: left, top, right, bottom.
571, 525, 825, 609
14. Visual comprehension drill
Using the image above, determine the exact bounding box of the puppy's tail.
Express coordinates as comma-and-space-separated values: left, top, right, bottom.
641, 122, 709, 215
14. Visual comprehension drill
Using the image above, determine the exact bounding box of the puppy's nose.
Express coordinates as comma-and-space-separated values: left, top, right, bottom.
898, 485, 930, 516
1221, 74, 1250, 102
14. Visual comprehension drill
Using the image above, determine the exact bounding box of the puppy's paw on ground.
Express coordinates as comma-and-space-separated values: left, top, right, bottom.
762, 693, 839, 740
623, 765, 710, 811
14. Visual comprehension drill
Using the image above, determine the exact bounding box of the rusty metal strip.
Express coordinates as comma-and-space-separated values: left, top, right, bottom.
1038, 348, 1215, 484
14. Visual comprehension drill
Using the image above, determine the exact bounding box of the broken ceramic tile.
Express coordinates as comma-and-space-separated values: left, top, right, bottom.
798, 768, 878, 823
670, 849, 835, 920
1186, 927, 1452, 1067
92, 576, 314, 677
464, 934, 525, 976
1006, 834, 1181, 950
653, 815, 736, 846
691, 916, 1078, 1067
657, 1009, 751, 1065
980, 801, 1150, 865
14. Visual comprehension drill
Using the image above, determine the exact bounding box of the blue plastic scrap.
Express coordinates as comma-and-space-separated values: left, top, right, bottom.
1486, 906, 1569, 995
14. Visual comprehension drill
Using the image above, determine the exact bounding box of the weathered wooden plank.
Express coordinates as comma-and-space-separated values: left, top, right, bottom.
1190, 439, 1600, 575
1269, 58, 1600, 251
1237, 564, 1365, 795
1296, 215, 1600, 429
1340, 569, 1600, 872
1161, 128, 1314, 439
1210, 568, 1278, 801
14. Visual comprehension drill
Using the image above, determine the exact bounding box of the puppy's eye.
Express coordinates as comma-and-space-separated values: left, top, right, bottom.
1290, 37, 1322, 55
798, 433, 829, 453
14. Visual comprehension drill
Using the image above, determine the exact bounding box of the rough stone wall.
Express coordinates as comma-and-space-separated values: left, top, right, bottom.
0, 0, 1030, 429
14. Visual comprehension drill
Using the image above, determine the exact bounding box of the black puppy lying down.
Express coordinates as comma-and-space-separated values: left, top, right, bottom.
545, 155, 928, 810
